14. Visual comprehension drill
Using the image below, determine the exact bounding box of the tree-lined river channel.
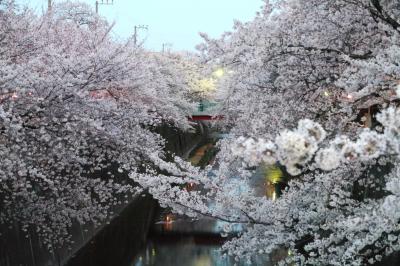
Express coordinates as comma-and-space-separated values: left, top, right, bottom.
66, 140, 400, 266
66, 138, 287, 266
3, 0, 400, 265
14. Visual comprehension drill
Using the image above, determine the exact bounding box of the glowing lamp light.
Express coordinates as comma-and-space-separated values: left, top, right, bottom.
346, 94, 353, 100
213, 68, 225, 78
324, 91, 330, 97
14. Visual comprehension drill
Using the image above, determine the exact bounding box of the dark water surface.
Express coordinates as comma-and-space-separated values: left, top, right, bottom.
131, 211, 277, 266
133, 238, 259, 266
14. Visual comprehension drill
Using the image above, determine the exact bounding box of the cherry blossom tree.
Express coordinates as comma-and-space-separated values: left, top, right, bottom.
0, 0, 195, 248
135, 0, 400, 265
198, 0, 399, 135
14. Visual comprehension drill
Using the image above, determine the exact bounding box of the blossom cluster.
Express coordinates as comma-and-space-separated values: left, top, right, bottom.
231, 116, 390, 175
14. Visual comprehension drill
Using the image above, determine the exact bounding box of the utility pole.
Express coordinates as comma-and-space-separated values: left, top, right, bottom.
48, 0, 52, 12
133, 25, 148, 46
162, 43, 172, 53
95, 0, 113, 15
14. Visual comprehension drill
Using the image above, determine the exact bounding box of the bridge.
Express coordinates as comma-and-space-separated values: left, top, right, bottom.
188, 115, 224, 121
188, 100, 224, 121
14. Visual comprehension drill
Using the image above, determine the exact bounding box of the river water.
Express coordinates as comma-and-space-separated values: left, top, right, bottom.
132, 212, 279, 266
131, 143, 282, 266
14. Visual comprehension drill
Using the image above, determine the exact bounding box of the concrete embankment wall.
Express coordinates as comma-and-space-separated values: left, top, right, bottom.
65, 194, 156, 266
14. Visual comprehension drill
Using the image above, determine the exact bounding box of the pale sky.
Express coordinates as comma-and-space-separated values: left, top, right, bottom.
17, 0, 263, 52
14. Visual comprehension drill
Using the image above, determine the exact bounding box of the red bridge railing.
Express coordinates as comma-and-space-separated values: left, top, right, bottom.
188, 115, 224, 121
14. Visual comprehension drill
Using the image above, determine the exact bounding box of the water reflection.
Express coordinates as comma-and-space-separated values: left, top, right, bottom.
132, 238, 273, 266
162, 214, 174, 231
133, 149, 286, 266
155, 213, 243, 235
250, 165, 284, 200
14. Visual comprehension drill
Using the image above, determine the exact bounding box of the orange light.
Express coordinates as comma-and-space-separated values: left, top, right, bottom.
272, 191, 277, 201
163, 214, 173, 231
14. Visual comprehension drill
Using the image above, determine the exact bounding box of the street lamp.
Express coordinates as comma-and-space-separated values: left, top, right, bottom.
133, 25, 148, 46
95, 0, 113, 14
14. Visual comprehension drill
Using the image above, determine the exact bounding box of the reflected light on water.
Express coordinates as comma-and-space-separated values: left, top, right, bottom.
265, 165, 283, 184
263, 165, 283, 200
264, 181, 276, 200
134, 241, 276, 266
193, 255, 212, 266
163, 214, 174, 231
186, 182, 196, 191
